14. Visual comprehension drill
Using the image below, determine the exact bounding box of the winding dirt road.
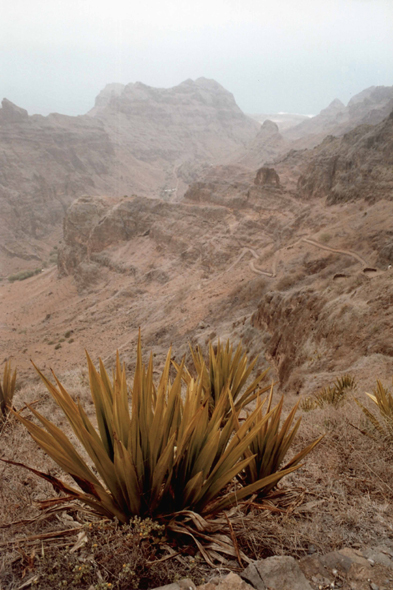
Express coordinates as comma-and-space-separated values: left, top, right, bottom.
249, 237, 371, 278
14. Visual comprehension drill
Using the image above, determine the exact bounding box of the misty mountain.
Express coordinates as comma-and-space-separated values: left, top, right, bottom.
0, 78, 259, 274
284, 85, 393, 146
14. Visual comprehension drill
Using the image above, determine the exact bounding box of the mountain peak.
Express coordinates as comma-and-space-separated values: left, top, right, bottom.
0, 98, 29, 122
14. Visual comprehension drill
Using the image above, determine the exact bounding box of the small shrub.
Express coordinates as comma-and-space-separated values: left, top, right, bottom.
49, 250, 58, 264
8, 268, 42, 282
356, 379, 393, 441
0, 361, 16, 420
301, 374, 356, 411
320, 233, 332, 243
9, 336, 303, 525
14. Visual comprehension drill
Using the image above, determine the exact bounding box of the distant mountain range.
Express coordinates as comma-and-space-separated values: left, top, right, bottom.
0, 78, 392, 276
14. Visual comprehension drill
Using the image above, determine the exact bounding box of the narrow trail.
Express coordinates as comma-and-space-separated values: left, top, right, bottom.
249, 237, 371, 279
203, 247, 260, 285
200, 232, 374, 283
302, 238, 368, 266
172, 163, 180, 199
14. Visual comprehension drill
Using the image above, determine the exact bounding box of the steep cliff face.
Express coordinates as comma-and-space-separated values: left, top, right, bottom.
235, 119, 287, 168
88, 77, 259, 167
252, 266, 393, 394
0, 79, 260, 274
0, 99, 116, 274
297, 110, 393, 204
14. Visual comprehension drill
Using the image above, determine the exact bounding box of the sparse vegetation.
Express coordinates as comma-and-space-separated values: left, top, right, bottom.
8, 268, 42, 282
4, 518, 196, 590
319, 232, 332, 243
0, 361, 16, 420
49, 249, 58, 264
300, 374, 356, 411
356, 379, 393, 441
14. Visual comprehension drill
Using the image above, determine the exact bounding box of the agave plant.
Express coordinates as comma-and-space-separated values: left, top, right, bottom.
356, 379, 393, 441
175, 339, 271, 423
0, 361, 17, 419
300, 374, 356, 411
239, 386, 323, 493
5, 337, 301, 524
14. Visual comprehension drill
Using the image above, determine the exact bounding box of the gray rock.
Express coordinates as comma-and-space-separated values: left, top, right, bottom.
198, 573, 254, 590
151, 584, 180, 590
241, 556, 313, 590
240, 563, 267, 590
362, 547, 393, 568
179, 578, 197, 590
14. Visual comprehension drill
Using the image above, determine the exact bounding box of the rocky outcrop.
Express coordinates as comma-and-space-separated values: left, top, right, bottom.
0, 78, 260, 274
247, 112, 311, 132
236, 120, 287, 168
151, 547, 393, 590
254, 167, 280, 188
297, 110, 393, 204
58, 193, 234, 279
241, 556, 312, 590
183, 165, 254, 209
0, 98, 29, 122
89, 78, 259, 164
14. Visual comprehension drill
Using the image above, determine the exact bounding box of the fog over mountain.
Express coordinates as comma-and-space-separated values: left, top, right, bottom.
1, 0, 392, 117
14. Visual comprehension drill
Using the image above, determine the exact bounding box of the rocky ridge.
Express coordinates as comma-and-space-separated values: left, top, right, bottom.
0, 78, 259, 275
284, 85, 393, 147
297, 110, 393, 204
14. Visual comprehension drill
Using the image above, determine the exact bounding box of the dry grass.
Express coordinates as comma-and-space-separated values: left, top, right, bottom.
1, 377, 393, 588
237, 393, 393, 560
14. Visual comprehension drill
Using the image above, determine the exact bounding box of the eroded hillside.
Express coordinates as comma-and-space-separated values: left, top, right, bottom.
2, 108, 393, 398
0, 79, 259, 276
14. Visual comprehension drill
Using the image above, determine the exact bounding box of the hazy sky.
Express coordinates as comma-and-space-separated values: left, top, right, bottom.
1, 0, 392, 117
